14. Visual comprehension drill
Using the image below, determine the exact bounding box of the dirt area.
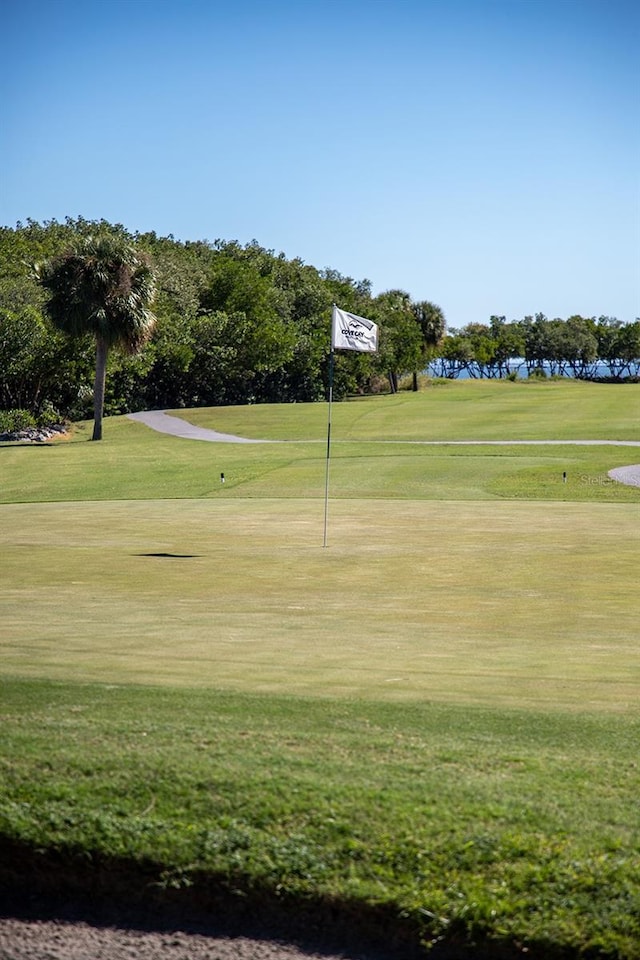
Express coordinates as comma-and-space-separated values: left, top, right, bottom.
0, 841, 421, 960
0, 916, 365, 960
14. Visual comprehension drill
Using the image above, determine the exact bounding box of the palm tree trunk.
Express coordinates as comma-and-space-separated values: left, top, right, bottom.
92, 337, 108, 441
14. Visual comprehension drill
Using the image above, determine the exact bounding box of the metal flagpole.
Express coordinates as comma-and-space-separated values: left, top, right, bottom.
323, 303, 378, 545
323, 317, 336, 548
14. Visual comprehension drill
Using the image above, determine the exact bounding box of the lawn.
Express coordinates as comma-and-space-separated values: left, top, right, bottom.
2, 498, 638, 710
174, 378, 640, 442
2, 389, 640, 506
2, 680, 639, 956
1, 380, 639, 957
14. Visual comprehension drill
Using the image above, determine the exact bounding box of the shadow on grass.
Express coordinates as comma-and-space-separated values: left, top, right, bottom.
0, 837, 594, 960
135, 553, 202, 558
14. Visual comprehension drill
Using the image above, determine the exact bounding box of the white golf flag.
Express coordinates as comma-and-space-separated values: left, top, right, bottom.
332, 305, 378, 353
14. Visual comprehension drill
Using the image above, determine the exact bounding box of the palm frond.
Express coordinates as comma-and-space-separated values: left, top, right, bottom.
37, 235, 157, 349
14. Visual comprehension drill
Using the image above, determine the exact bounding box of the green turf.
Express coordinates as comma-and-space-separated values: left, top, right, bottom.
175, 378, 640, 441
1, 381, 639, 956
2, 498, 638, 710
1, 398, 639, 505
1, 679, 639, 956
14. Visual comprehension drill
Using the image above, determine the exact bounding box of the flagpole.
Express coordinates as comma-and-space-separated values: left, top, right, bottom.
323, 344, 334, 548
323, 303, 377, 547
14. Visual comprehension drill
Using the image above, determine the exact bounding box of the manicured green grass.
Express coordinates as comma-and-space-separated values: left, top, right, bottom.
1, 397, 639, 506
1, 382, 639, 956
2, 499, 639, 711
1, 679, 639, 956
177, 378, 640, 441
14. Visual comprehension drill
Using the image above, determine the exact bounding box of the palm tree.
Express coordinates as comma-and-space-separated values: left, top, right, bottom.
411, 300, 446, 390
37, 234, 156, 440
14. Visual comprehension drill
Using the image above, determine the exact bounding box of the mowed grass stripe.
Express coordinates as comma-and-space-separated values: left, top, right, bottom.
2, 425, 640, 504
175, 378, 640, 441
3, 498, 638, 710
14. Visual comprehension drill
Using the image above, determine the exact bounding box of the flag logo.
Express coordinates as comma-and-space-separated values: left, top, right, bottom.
332, 305, 378, 353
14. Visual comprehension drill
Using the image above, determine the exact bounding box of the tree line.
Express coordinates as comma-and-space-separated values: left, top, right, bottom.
1, 218, 638, 434
432, 314, 640, 381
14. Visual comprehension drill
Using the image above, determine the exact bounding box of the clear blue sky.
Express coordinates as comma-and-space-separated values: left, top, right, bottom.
2, 0, 639, 328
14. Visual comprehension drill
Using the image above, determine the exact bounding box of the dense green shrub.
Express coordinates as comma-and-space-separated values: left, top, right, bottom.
0, 408, 36, 432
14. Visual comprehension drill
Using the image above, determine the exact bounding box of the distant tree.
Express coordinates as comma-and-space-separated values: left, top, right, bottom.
433, 330, 474, 378
36, 235, 156, 440
411, 300, 446, 389
521, 314, 553, 374
595, 317, 640, 379
561, 315, 598, 378
0, 307, 49, 410
488, 316, 525, 377
457, 323, 496, 378
272, 257, 330, 371
372, 289, 422, 393
0, 305, 93, 416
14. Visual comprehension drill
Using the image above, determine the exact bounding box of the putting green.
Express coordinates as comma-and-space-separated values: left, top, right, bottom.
2, 498, 638, 711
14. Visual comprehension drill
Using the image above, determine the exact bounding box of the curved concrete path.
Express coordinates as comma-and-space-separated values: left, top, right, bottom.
127, 411, 640, 487
607, 464, 640, 487
127, 410, 271, 443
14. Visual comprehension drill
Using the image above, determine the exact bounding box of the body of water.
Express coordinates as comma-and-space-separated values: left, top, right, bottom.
426, 359, 635, 380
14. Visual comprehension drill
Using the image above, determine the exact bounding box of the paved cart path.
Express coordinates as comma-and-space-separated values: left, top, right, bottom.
127, 410, 272, 443
127, 411, 640, 487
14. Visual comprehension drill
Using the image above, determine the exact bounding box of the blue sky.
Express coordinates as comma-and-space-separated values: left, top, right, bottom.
2, 0, 639, 329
